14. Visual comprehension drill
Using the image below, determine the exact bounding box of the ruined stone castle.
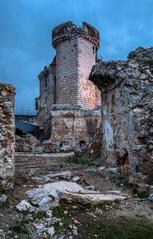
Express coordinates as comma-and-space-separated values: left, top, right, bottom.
36, 22, 101, 125
36, 22, 102, 153
1, 21, 153, 189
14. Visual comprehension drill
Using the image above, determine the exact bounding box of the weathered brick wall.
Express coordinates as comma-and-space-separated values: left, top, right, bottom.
0, 83, 15, 188
78, 38, 101, 108
55, 37, 101, 108
52, 21, 101, 110
55, 38, 78, 105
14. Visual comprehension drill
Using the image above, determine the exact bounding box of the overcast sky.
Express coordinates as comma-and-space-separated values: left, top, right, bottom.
0, 0, 153, 113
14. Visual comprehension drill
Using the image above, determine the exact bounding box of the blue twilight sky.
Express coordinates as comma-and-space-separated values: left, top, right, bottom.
0, 0, 153, 113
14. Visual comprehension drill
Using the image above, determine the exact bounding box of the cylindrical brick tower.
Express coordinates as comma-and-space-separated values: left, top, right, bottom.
52, 21, 100, 109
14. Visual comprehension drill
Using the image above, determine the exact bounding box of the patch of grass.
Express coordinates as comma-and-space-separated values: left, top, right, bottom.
59, 163, 64, 169
147, 175, 153, 185
46, 235, 53, 239
10, 209, 33, 235
9, 208, 31, 236
115, 176, 130, 188
52, 205, 70, 223
11, 220, 28, 234
65, 154, 94, 166
131, 57, 153, 65
136, 191, 149, 199
52, 205, 65, 218
96, 202, 114, 212
79, 217, 153, 239
52, 205, 71, 234
0, 185, 8, 194
9, 209, 49, 237
32, 210, 48, 221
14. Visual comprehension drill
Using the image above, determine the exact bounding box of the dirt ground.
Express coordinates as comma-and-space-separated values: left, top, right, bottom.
1, 163, 153, 239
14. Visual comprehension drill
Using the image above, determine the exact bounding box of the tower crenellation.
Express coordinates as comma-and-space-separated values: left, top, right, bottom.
52, 21, 100, 49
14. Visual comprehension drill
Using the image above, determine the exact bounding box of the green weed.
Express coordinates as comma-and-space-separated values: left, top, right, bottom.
79, 216, 153, 239
65, 154, 94, 166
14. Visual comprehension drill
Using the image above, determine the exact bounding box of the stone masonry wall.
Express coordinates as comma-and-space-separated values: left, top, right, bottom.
0, 83, 15, 188
36, 62, 56, 128
43, 108, 101, 158
90, 52, 153, 176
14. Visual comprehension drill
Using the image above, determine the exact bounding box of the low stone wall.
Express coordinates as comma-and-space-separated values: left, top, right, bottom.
15, 152, 74, 176
90, 49, 153, 175
0, 83, 15, 188
43, 108, 102, 158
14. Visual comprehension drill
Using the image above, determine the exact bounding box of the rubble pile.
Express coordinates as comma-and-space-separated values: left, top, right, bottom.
15, 134, 41, 153
15, 169, 127, 238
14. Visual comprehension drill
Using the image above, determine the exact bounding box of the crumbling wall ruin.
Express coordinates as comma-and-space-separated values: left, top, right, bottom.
0, 83, 15, 188
15, 134, 41, 153
36, 58, 56, 128
90, 48, 153, 176
43, 106, 101, 158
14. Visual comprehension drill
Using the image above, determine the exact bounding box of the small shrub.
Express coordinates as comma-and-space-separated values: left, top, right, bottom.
52, 205, 65, 218
137, 191, 149, 199
10, 219, 28, 234
32, 210, 48, 221
65, 154, 94, 166
115, 176, 130, 188
52, 205, 71, 233
147, 175, 153, 185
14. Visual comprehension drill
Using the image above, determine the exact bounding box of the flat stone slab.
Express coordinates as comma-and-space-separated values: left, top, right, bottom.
26, 181, 127, 209
64, 191, 126, 205
43, 181, 127, 205
42, 171, 72, 181
43, 181, 85, 193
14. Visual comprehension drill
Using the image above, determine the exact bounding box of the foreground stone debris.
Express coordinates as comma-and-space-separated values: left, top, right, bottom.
25, 181, 126, 209
6, 163, 153, 239
14, 175, 127, 238
42, 171, 72, 182
26, 187, 60, 211
16, 200, 35, 212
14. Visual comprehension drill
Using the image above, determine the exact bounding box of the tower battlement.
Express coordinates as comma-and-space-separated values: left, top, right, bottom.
52, 21, 100, 49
